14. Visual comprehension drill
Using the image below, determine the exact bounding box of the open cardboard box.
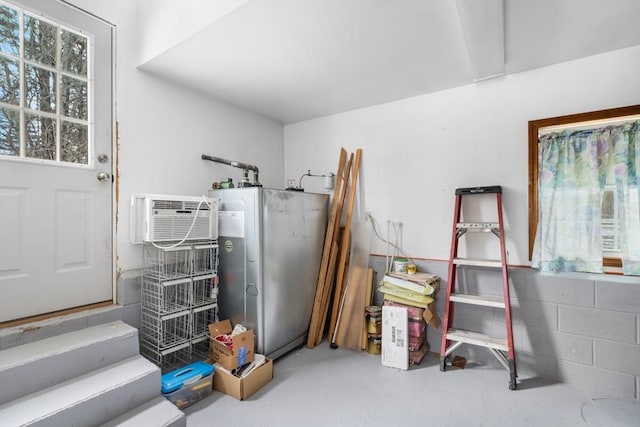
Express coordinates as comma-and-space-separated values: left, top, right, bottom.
208, 319, 255, 371
212, 357, 273, 401
423, 303, 441, 329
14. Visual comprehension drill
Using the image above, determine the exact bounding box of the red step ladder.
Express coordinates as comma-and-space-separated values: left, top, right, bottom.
439, 185, 517, 390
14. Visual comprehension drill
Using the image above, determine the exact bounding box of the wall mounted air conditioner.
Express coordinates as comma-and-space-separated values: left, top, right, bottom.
130, 193, 219, 243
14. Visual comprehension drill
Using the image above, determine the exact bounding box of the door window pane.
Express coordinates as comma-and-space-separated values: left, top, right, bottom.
0, 107, 19, 156
61, 120, 87, 163
0, 5, 20, 56
0, 56, 19, 104
24, 15, 56, 67
25, 112, 56, 160
25, 63, 56, 112
61, 75, 87, 119
61, 30, 87, 76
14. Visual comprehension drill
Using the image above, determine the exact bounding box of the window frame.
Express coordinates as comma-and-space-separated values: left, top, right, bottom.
528, 104, 640, 270
0, 0, 92, 168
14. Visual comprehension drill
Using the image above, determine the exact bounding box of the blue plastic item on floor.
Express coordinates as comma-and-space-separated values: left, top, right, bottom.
161, 361, 214, 394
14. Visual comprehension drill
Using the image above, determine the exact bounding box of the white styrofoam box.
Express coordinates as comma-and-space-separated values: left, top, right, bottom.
381, 305, 408, 370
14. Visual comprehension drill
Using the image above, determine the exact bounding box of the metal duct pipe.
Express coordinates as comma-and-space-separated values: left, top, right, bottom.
201, 154, 261, 187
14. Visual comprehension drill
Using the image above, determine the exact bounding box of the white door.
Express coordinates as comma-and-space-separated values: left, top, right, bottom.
0, 0, 113, 322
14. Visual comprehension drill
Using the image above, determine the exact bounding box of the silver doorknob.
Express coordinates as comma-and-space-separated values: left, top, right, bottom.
96, 172, 110, 182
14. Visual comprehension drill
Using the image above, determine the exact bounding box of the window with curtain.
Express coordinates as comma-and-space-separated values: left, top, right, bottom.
529, 106, 640, 276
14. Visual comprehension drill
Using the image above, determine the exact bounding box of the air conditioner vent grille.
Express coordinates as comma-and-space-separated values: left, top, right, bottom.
131, 194, 219, 243
152, 199, 211, 211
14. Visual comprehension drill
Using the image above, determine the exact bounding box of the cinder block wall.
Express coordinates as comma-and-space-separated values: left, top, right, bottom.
370, 256, 640, 400
116, 272, 142, 329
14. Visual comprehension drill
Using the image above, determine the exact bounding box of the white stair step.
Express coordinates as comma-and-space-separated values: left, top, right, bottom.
0, 305, 124, 351
453, 258, 503, 268
0, 356, 160, 427
449, 293, 506, 308
0, 320, 139, 405
446, 329, 508, 351
100, 396, 185, 427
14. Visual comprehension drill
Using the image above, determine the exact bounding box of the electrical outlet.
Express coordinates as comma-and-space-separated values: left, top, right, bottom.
286, 179, 296, 188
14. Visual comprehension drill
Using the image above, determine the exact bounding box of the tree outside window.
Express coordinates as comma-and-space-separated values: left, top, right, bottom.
0, 2, 89, 165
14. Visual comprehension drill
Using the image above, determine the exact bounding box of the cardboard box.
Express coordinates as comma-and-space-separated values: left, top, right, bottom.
381, 305, 409, 370
208, 320, 255, 371
383, 298, 440, 329
212, 358, 273, 400
423, 303, 441, 329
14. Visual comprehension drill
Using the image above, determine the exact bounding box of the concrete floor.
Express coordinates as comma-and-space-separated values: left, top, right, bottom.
184, 342, 640, 427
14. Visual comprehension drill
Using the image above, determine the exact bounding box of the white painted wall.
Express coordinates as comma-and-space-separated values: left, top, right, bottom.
136, 0, 247, 65
284, 45, 640, 266
67, 0, 284, 274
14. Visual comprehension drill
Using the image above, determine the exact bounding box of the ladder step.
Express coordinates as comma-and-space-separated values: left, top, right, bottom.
455, 186, 502, 195
453, 258, 502, 267
446, 329, 508, 351
449, 293, 506, 308
456, 222, 498, 230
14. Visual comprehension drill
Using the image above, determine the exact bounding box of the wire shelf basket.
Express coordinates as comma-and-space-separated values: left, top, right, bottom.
192, 303, 218, 339
191, 274, 218, 307
192, 243, 219, 276
190, 336, 211, 362
140, 308, 191, 350
140, 340, 191, 373
141, 276, 191, 314
143, 244, 192, 280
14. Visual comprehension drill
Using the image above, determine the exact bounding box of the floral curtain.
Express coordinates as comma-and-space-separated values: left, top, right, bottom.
611, 121, 640, 275
532, 120, 640, 275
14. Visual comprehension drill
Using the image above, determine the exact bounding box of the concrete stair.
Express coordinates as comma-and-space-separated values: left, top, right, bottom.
0, 318, 186, 426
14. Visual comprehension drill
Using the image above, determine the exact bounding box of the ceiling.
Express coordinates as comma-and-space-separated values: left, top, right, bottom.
138, 0, 640, 125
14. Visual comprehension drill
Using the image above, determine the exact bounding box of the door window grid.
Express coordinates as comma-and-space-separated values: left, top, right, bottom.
0, 1, 91, 166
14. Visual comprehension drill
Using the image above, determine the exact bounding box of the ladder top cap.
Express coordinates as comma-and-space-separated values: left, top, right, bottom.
456, 185, 502, 195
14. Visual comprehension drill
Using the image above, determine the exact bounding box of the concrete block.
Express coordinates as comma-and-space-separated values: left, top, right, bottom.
453, 314, 503, 338
456, 267, 505, 297
594, 340, 640, 375
508, 268, 530, 300
120, 302, 142, 329
520, 272, 594, 307
514, 351, 558, 380
596, 281, 640, 314
521, 327, 593, 365
558, 360, 636, 399
117, 274, 142, 306
420, 259, 447, 278
510, 323, 526, 350
559, 306, 636, 343
498, 299, 558, 329
453, 303, 498, 321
